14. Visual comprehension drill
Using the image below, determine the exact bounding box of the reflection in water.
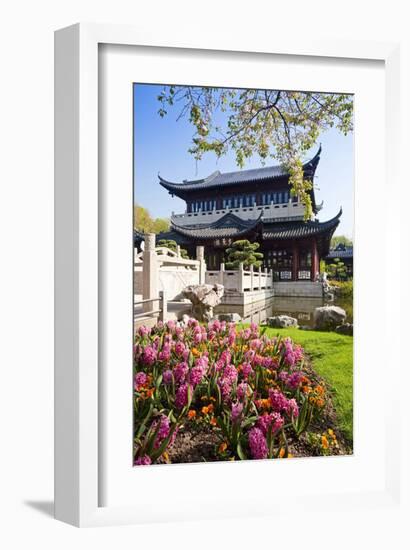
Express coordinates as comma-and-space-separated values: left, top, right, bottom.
270, 297, 323, 328
270, 296, 353, 327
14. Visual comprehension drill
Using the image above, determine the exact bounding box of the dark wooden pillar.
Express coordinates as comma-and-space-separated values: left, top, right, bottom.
311, 239, 319, 281
292, 242, 299, 281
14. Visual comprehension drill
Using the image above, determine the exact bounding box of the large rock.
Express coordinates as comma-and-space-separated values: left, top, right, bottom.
267, 315, 298, 328
182, 284, 224, 322
313, 305, 346, 331
335, 323, 353, 336
217, 313, 242, 323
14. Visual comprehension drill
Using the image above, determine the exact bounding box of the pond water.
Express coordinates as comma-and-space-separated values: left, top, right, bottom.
270, 295, 353, 328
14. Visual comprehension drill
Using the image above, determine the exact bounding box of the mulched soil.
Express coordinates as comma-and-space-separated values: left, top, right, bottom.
163, 356, 352, 464
165, 424, 221, 464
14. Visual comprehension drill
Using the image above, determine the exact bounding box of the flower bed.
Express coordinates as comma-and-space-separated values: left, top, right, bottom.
133, 319, 340, 465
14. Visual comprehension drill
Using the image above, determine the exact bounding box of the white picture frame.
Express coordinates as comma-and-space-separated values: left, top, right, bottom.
54, 22, 405, 527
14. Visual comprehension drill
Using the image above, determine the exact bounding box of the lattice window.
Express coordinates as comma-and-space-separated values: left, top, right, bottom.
270, 249, 293, 268
298, 270, 311, 280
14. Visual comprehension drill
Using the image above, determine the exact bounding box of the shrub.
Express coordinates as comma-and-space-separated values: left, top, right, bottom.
157, 238, 189, 259
225, 240, 264, 269
326, 258, 349, 281
331, 280, 353, 299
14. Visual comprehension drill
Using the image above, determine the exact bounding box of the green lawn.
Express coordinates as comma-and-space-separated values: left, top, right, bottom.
263, 327, 353, 445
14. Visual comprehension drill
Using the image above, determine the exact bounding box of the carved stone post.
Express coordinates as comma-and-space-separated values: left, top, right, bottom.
219, 262, 225, 286
196, 245, 206, 285
159, 290, 167, 322
143, 233, 158, 313
264, 267, 268, 289
238, 262, 244, 293
258, 266, 262, 290
176, 245, 181, 258
250, 264, 254, 291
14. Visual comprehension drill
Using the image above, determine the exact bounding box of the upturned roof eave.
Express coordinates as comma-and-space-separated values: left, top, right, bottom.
261, 207, 342, 240
158, 146, 322, 195
168, 206, 341, 242
170, 211, 263, 240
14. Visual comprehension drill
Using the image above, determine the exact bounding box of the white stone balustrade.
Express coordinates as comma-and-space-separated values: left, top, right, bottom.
142, 233, 158, 313
171, 200, 307, 225
134, 234, 205, 323
135, 235, 274, 327
205, 263, 273, 293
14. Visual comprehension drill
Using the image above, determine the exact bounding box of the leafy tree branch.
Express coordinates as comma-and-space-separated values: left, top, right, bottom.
157, 87, 353, 220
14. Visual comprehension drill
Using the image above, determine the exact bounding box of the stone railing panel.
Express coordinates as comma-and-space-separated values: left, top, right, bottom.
205, 263, 273, 293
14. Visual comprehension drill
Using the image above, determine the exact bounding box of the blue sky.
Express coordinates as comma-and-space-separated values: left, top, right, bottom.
133, 84, 354, 239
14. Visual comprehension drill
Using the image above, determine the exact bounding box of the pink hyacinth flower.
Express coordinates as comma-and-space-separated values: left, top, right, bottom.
231, 401, 243, 422
175, 383, 190, 409
248, 427, 268, 460
135, 455, 152, 466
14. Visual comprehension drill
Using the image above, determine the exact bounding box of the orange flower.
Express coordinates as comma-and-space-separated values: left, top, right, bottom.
191, 348, 200, 357
162, 451, 170, 463
219, 442, 227, 453
202, 404, 214, 415
188, 409, 196, 419
256, 398, 271, 410
210, 417, 217, 426
279, 447, 286, 458
321, 435, 329, 449
316, 398, 325, 408
145, 388, 154, 398
316, 385, 325, 395
327, 429, 337, 441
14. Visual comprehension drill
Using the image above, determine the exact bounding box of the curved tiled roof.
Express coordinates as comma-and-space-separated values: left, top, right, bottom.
158, 146, 321, 193
168, 207, 340, 241
326, 245, 353, 259
262, 208, 342, 240
170, 211, 263, 240
144, 206, 341, 248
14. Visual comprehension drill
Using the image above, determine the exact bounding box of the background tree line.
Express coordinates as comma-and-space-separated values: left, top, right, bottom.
134, 204, 169, 234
